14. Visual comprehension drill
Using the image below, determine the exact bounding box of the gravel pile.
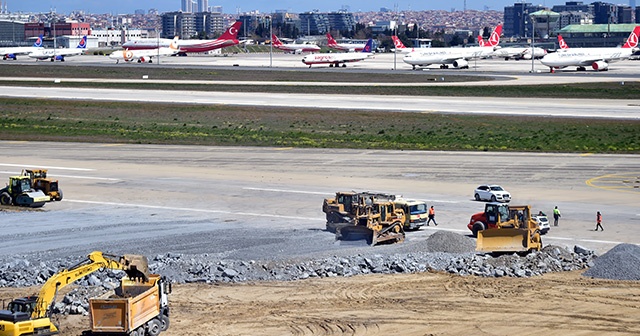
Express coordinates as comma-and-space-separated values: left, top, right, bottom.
0, 232, 604, 316
583, 243, 640, 280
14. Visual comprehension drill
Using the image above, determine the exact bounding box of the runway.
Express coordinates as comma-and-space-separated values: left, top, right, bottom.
0, 85, 638, 119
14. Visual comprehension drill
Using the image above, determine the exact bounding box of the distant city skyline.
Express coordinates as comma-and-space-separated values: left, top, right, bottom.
4, 0, 527, 14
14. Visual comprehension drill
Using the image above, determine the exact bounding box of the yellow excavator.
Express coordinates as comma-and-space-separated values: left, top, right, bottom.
0, 251, 149, 336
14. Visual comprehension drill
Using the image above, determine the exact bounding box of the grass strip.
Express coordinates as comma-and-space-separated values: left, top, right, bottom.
1, 98, 638, 153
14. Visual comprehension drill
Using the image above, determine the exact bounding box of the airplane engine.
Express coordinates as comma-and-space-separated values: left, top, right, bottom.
592, 61, 609, 71
7, 53, 17, 60
55, 55, 65, 61
453, 59, 469, 69
139, 57, 146, 63
521, 54, 532, 60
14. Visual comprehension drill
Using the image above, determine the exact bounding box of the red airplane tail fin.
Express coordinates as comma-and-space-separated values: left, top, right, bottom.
271, 34, 283, 46
478, 35, 486, 47
558, 35, 569, 49
622, 26, 640, 49
326, 33, 338, 46
487, 24, 502, 47
391, 36, 405, 49
220, 21, 242, 40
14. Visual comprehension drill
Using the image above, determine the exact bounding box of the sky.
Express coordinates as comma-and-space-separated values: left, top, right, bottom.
5, 1, 519, 14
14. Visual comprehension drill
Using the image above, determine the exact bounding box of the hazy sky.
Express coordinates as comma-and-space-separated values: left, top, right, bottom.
6, 1, 519, 14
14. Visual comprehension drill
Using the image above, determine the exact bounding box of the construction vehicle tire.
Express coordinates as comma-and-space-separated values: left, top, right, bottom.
472, 222, 485, 238
0, 192, 12, 205
147, 318, 162, 336
160, 314, 170, 331
57, 189, 63, 201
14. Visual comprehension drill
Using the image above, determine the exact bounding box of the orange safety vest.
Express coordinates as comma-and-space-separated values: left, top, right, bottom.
429, 208, 435, 216
597, 213, 602, 223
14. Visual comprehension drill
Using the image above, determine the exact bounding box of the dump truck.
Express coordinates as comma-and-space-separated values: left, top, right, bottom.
468, 203, 543, 253
89, 274, 171, 336
0, 176, 49, 208
323, 192, 405, 246
0, 251, 149, 336
393, 198, 428, 230
21, 169, 63, 201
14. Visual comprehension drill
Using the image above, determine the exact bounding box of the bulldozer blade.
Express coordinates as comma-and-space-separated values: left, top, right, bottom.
476, 229, 529, 253
336, 226, 373, 244
120, 254, 150, 282
371, 223, 405, 246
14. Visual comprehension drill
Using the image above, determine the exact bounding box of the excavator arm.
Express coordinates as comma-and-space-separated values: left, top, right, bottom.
32, 251, 149, 319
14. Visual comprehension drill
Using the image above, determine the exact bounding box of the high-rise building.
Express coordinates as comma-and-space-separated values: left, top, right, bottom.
162, 11, 196, 38
299, 11, 330, 35
592, 2, 617, 24
181, 0, 193, 13
618, 5, 633, 23
197, 0, 208, 13
195, 11, 224, 37
327, 12, 356, 32
503, 2, 545, 37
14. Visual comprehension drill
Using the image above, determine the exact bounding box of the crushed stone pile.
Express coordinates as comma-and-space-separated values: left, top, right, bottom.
0, 233, 598, 316
583, 243, 640, 281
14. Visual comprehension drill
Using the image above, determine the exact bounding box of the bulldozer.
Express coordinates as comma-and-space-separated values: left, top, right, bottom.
0, 176, 49, 208
21, 169, 62, 201
323, 191, 405, 246
468, 203, 543, 253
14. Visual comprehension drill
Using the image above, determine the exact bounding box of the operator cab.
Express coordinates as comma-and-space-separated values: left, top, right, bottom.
0, 296, 37, 323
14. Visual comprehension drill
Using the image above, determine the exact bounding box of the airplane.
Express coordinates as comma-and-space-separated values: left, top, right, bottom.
302, 38, 374, 68
489, 44, 547, 60
122, 21, 242, 55
326, 33, 368, 52
391, 36, 421, 54
28, 35, 87, 62
403, 24, 502, 70
108, 37, 180, 64
271, 34, 320, 54
0, 35, 44, 60
540, 25, 640, 72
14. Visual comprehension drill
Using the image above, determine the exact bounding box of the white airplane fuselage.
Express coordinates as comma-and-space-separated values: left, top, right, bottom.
540, 48, 637, 70
302, 52, 372, 66
403, 47, 495, 69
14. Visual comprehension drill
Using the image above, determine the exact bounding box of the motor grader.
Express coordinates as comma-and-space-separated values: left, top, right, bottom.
323, 191, 405, 246
21, 169, 62, 202
468, 203, 543, 253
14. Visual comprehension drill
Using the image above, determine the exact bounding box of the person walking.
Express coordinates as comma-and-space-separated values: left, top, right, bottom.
427, 206, 437, 226
595, 211, 604, 231
553, 206, 561, 226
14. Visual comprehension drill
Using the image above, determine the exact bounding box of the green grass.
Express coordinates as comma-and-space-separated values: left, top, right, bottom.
0, 98, 638, 153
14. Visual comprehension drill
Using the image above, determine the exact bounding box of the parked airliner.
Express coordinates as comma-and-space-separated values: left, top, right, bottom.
28, 36, 87, 61
271, 34, 320, 54
0, 35, 44, 60
326, 33, 368, 52
403, 25, 502, 69
540, 26, 640, 72
302, 38, 373, 67
109, 37, 179, 63
122, 21, 242, 55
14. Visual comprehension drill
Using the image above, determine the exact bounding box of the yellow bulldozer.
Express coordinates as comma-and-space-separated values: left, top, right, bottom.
469, 203, 543, 253
323, 191, 405, 246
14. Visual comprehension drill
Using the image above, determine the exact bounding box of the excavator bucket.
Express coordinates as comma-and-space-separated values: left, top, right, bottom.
120, 255, 150, 282
477, 228, 532, 253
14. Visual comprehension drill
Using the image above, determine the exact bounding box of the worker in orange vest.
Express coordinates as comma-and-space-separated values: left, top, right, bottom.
427, 206, 437, 226
595, 211, 603, 231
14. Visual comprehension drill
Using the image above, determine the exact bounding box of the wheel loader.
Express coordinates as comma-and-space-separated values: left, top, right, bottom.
21, 169, 63, 201
468, 203, 543, 253
323, 192, 405, 246
0, 176, 49, 208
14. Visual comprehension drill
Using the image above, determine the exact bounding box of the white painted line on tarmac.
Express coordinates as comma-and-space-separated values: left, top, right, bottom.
0, 164, 94, 171
243, 187, 328, 195
0, 171, 120, 181
65, 199, 325, 221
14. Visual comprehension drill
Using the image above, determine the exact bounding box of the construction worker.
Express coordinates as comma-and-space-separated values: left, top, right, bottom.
427, 206, 437, 226
595, 211, 603, 231
553, 206, 561, 226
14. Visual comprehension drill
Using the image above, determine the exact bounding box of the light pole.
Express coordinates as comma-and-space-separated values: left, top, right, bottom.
529, 12, 535, 73
268, 15, 272, 68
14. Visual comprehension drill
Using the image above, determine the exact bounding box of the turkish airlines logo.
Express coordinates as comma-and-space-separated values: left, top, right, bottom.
489, 31, 499, 45
559, 39, 568, 49
628, 32, 638, 47
394, 39, 402, 48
